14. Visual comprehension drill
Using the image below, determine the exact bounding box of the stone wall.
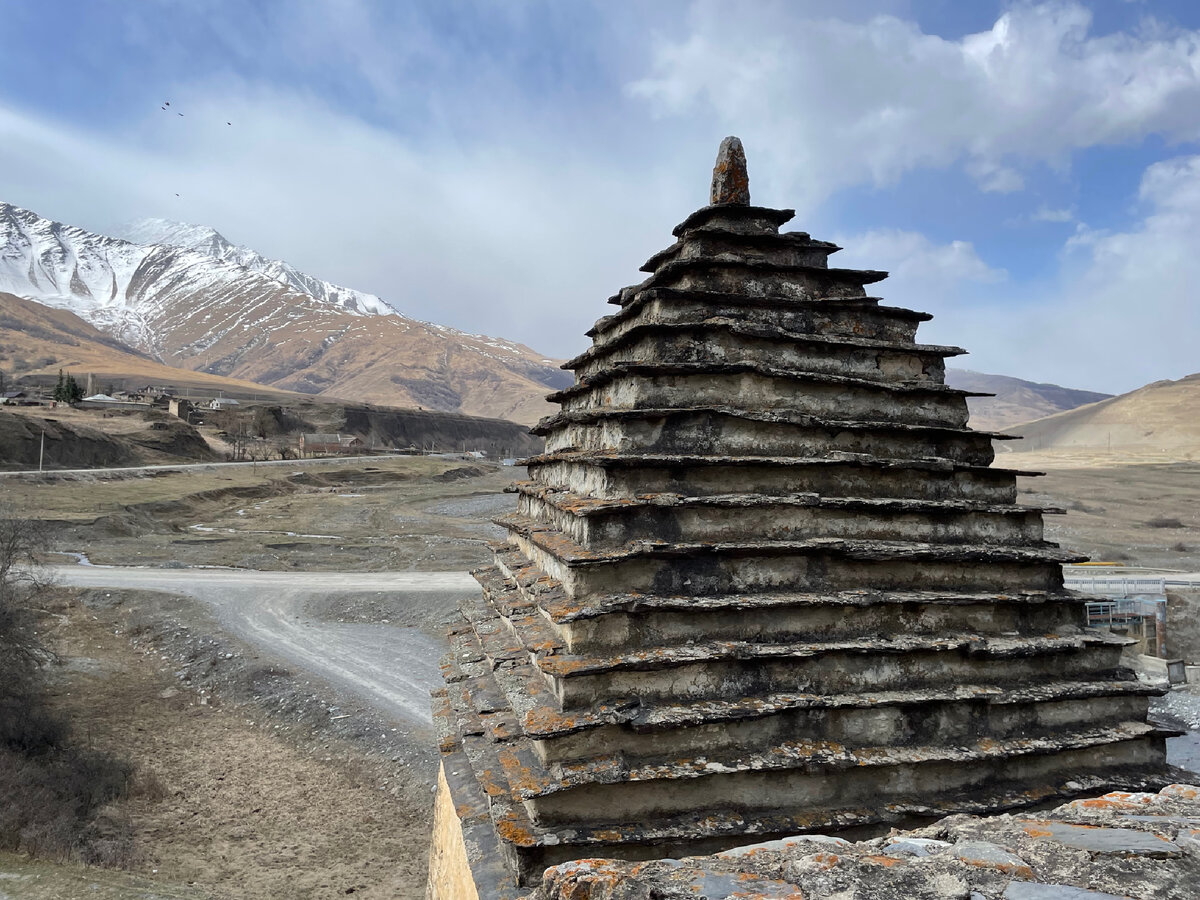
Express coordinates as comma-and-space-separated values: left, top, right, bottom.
425, 763, 480, 900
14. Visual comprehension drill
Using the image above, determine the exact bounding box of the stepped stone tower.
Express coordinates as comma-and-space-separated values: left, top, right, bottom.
426, 138, 1170, 897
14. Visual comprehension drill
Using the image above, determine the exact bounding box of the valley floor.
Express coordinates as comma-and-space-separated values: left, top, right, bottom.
2, 454, 1199, 898
2, 458, 514, 899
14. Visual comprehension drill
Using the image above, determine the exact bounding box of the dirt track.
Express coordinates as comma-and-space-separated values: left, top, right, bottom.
48, 566, 476, 726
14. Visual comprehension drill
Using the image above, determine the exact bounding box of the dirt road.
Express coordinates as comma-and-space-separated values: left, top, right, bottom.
0, 452, 424, 478
47, 565, 476, 726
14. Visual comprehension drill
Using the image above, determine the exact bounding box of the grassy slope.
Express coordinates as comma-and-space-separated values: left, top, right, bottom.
0, 293, 303, 401
1002, 372, 1200, 456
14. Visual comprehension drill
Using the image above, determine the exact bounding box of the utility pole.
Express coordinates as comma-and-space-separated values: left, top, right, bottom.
39, 429, 45, 472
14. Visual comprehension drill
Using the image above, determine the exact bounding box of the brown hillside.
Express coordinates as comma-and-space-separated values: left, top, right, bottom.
0, 293, 301, 400
148, 293, 566, 425
1001, 372, 1200, 458
1, 203, 566, 424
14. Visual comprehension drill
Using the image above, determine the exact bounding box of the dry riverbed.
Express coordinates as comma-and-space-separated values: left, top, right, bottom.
8, 455, 512, 572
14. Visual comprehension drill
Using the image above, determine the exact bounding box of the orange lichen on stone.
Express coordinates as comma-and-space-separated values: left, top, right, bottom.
958, 855, 1033, 880
811, 851, 839, 870
493, 817, 538, 847
1164, 784, 1200, 800
591, 829, 627, 842
497, 749, 546, 796
711, 136, 751, 205
862, 854, 905, 867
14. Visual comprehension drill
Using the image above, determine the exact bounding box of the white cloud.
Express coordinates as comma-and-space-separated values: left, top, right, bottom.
630, 1, 1200, 204
835, 228, 1004, 298
966, 160, 1025, 194
4, 0, 1200, 398
0, 89, 689, 359
933, 153, 1200, 392
1032, 205, 1075, 223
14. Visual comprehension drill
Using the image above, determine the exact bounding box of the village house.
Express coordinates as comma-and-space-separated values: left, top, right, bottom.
298, 433, 364, 457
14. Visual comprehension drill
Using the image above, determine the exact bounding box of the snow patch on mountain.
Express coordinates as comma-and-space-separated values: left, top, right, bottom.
0, 202, 339, 356
0, 201, 560, 400
0, 203, 161, 351
120, 218, 400, 318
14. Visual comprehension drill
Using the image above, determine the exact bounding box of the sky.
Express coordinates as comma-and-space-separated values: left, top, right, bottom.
3, 0, 1200, 393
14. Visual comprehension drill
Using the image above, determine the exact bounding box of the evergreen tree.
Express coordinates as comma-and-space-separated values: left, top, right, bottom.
65, 373, 83, 403
52, 370, 65, 403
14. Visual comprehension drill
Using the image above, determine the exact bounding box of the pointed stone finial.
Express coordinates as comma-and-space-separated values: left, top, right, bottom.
710, 136, 750, 206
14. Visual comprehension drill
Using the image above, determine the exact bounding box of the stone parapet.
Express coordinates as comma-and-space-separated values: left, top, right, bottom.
533, 783, 1200, 900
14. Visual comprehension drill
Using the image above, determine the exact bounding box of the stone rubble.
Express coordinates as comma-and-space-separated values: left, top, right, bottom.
427, 139, 1180, 896
535, 784, 1200, 899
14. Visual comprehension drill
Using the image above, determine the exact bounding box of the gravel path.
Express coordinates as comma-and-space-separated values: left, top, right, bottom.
47, 565, 475, 725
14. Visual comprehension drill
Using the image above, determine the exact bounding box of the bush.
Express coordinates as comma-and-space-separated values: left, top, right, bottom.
0, 505, 139, 864
1146, 516, 1185, 528
0, 746, 135, 863
0, 509, 56, 748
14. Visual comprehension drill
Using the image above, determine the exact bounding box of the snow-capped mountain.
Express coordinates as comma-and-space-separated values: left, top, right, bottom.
119, 218, 398, 318
0, 202, 567, 424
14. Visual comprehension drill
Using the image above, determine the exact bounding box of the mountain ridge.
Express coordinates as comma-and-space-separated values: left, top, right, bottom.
119, 218, 400, 318
946, 368, 1113, 432
0, 202, 566, 424
2, 201, 1122, 431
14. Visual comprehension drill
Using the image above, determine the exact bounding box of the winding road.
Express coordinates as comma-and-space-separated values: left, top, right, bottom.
47, 565, 477, 726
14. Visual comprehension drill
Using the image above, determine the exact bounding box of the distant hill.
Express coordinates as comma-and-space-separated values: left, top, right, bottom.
0, 291, 304, 400
0, 203, 567, 424
0, 291, 542, 467
0, 406, 218, 470
999, 372, 1200, 455
946, 369, 1112, 433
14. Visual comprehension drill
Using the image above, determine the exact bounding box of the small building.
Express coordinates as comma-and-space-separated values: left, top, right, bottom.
77, 393, 152, 410
299, 433, 364, 457
209, 397, 241, 410
0, 390, 26, 405
168, 398, 193, 420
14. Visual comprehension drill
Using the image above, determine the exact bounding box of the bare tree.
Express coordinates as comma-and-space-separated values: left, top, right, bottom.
0, 505, 59, 750
0, 506, 53, 668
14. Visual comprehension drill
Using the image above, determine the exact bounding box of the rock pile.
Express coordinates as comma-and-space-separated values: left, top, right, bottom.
428, 138, 1173, 895
537, 783, 1200, 900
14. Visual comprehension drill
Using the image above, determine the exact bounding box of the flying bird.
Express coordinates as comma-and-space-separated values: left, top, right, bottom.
227, 121, 232, 125
165, 101, 170, 106
177, 112, 184, 116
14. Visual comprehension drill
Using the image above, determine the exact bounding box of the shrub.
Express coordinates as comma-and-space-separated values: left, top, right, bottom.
0, 505, 139, 865
1147, 516, 1185, 528
0, 746, 135, 863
